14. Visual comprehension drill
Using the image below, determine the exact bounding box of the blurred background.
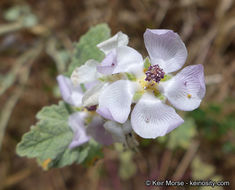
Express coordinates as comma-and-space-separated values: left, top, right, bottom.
0, 0, 234, 189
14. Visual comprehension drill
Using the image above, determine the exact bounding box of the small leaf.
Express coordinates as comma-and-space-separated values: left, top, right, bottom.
49, 146, 89, 168
16, 101, 91, 169
16, 102, 73, 161
67, 24, 111, 76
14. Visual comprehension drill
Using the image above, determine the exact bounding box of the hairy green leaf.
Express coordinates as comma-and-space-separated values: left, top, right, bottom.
16, 101, 91, 169
16, 102, 73, 160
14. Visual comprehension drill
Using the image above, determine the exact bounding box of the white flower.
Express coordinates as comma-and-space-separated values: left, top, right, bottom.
57, 74, 131, 148
97, 29, 206, 139
73, 31, 140, 107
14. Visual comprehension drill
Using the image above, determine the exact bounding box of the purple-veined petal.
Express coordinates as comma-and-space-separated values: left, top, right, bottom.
163, 64, 206, 111
112, 46, 143, 75
86, 116, 113, 145
57, 75, 83, 107
68, 112, 90, 149
71, 59, 101, 85
97, 50, 117, 75
131, 93, 184, 139
103, 120, 132, 143
97, 31, 129, 55
97, 80, 137, 123
144, 29, 187, 73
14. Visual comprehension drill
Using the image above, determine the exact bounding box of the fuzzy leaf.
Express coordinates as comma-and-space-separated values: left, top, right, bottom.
67, 23, 111, 75
16, 101, 90, 168
49, 146, 89, 168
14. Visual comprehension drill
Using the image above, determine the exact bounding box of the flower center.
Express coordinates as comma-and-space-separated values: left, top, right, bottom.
145, 65, 165, 83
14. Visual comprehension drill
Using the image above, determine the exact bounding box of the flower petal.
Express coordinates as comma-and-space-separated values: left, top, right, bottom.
96, 106, 114, 121
97, 80, 137, 123
68, 112, 90, 149
86, 116, 113, 145
97, 31, 129, 54
131, 93, 184, 139
144, 29, 187, 73
163, 64, 206, 111
71, 59, 101, 85
57, 75, 83, 107
112, 46, 143, 75
103, 120, 132, 143
97, 50, 117, 75
82, 82, 108, 107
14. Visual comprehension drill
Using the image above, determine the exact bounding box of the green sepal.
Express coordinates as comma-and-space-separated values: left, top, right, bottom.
125, 72, 136, 81
144, 57, 151, 69
161, 74, 172, 82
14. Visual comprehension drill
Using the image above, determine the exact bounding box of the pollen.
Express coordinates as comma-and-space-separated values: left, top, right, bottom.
187, 94, 192, 99
138, 77, 148, 89
138, 76, 159, 96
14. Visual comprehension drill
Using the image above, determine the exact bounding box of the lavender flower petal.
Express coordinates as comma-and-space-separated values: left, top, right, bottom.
97, 80, 137, 123
97, 50, 117, 75
71, 59, 101, 85
86, 116, 113, 145
131, 93, 184, 139
82, 82, 108, 107
57, 75, 83, 107
97, 31, 128, 55
112, 46, 143, 75
144, 29, 187, 73
68, 112, 90, 149
163, 64, 206, 111
103, 120, 132, 143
